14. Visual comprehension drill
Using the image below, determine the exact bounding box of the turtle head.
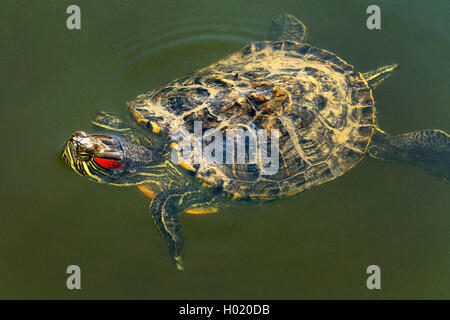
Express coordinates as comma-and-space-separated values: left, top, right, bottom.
62, 131, 157, 184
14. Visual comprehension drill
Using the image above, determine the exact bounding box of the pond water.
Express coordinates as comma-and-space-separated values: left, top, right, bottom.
0, 0, 449, 299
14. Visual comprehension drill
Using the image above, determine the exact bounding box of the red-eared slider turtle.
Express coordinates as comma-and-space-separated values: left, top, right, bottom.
62, 14, 449, 270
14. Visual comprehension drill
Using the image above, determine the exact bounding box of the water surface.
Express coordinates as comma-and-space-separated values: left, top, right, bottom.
0, 0, 449, 299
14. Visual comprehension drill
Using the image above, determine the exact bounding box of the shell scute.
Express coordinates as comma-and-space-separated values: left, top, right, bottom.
129, 40, 375, 198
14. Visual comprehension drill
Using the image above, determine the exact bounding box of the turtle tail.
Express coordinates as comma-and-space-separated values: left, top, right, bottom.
368, 127, 450, 180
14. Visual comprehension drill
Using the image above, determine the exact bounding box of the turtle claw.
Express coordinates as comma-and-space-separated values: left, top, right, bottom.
174, 256, 184, 271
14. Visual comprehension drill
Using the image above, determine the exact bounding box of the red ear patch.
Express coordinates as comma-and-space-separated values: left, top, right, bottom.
94, 157, 127, 170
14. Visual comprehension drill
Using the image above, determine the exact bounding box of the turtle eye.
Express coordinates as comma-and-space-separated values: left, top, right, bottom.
93, 157, 127, 170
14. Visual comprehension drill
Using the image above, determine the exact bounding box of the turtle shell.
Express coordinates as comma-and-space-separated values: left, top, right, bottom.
128, 40, 375, 199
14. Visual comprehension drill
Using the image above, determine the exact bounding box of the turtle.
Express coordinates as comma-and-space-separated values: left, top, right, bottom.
62, 14, 449, 270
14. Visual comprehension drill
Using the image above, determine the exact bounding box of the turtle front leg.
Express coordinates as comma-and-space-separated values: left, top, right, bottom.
150, 191, 186, 270
91, 111, 132, 132
150, 189, 221, 270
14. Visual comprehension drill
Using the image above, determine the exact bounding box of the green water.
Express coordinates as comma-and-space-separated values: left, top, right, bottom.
1, 0, 449, 299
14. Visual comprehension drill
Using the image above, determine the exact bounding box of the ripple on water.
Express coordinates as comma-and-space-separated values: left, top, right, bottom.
118, 14, 266, 69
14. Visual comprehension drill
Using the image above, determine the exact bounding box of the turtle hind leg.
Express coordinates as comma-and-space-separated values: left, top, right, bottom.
362, 64, 398, 89
368, 127, 450, 179
267, 14, 307, 42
